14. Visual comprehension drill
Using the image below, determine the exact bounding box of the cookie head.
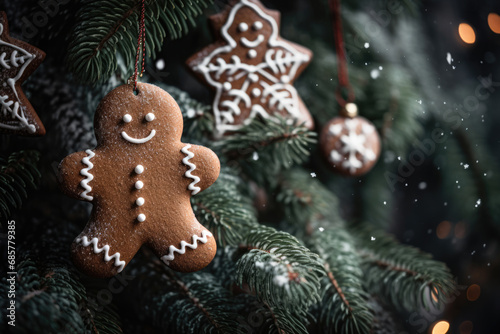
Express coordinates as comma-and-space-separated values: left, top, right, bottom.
222, 0, 275, 51
94, 83, 183, 146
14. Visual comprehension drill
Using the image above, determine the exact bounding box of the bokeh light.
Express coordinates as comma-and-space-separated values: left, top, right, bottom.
458, 23, 476, 44
432, 320, 450, 334
488, 13, 500, 34
459, 321, 473, 334
466, 284, 481, 301
436, 221, 451, 239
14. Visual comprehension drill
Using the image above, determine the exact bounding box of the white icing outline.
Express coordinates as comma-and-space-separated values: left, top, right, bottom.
161, 230, 213, 263
80, 149, 95, 201
193, 0, 310, 134
181, 144, 201, 195
76, 236, 126, 273
121, 129, 156, 144
0, 23, 38, 133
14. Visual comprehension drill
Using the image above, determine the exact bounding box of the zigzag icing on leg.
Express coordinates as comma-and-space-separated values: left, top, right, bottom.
80, 149, 95, 201
161, 230, 213, 263
76, 236, 126, 273
181, 144, 201, 195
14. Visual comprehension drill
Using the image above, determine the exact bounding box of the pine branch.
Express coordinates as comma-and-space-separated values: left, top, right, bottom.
192, 169, 259, 246
0, 150, 41, 219
353, 226, 456, 312
67, 0, 213, 85
217, 116, 317, 182
310, 228, 373, 334
236, 226, 324, 312
0, 223, 123, 334
259, 303, 309, 334
276, 168, 344, 232
132, 262, 244, 334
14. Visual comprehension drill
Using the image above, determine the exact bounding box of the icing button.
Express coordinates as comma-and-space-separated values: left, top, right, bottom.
134, 165, 144, 174
136, 197, 145, 206
135, 181, 144, 189
137, 214, 146, 222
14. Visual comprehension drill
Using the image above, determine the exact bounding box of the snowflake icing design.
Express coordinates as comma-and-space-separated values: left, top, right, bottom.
190, 0, 311, 134
329, 119, 377, 174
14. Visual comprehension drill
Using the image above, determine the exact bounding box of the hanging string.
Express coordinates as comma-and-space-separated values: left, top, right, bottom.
329, 0, 355, 106
133, 0, 146, 92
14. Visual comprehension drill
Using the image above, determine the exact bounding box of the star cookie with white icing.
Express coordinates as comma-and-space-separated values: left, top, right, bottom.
320, 103, 381, 176
58, 83, 220, 278
186, 0, 313, 135
0, 12, 45, 136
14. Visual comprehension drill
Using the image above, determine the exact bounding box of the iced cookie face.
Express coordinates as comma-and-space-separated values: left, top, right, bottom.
226, 5, 273, 51
94, 85, 183, 146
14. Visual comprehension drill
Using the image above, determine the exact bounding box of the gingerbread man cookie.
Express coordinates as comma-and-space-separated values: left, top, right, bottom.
0, 12, 45, 136
58, 83, 220, 278
186, 0, 313, 135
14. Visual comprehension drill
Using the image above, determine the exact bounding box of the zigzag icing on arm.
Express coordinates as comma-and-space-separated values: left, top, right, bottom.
181, 144, 201, 195
79, 149, 95, 201
76, 236, 126, 272
161, 230, 213, 263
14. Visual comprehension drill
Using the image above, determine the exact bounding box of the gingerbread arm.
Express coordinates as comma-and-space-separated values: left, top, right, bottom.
58, 149, 97, 201
180, 144, 220, 195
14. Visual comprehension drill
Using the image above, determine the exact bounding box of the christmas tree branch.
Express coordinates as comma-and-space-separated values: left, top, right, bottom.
235, 226, 324, 311
192, 169, 259, 246
67, 0, 213, 85
276, 168, 344, 232
0, 150, 41, 219
132, 261, 244, 333
311, 228, 373, 334
217, 116, 317, 184
353, 226, 456, 312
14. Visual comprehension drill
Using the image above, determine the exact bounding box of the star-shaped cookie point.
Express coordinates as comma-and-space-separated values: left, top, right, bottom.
186, 0, 314, 135
58, 83, 220, 278
0, 11, 46, 136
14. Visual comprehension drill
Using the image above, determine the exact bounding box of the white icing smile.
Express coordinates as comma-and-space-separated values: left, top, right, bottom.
121, 130, 156, 144
241, 35, 264, 48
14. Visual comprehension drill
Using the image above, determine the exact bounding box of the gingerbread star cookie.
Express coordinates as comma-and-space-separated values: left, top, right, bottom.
186, 0, 313, 135
0, 12, 45, 136
58, 83, 220, 278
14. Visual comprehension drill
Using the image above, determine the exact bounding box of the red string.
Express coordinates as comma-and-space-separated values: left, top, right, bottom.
133, 0, 146, 91
329, 0, 355, 106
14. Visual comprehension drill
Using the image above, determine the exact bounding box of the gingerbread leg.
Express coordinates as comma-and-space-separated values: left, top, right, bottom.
146, 216, 217, 273
71, 215, 144, 278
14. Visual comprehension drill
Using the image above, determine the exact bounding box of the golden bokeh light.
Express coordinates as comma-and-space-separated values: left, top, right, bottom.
488, 13, 500, 34
466, 284, 481, 301
458, 23, 476, 44
459, 320, 473, 334
432, 320, 450, 334
436, 221, 451, 239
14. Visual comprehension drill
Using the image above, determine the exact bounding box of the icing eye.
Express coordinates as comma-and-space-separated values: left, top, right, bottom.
238, 22, 248, 32
123, 114, 132, 123
145, 113, 155, 122
253, 21, 263, 31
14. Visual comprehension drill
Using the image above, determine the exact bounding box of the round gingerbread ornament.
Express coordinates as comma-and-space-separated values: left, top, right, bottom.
58, 83, 220, 278
320, 103, 381, 176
